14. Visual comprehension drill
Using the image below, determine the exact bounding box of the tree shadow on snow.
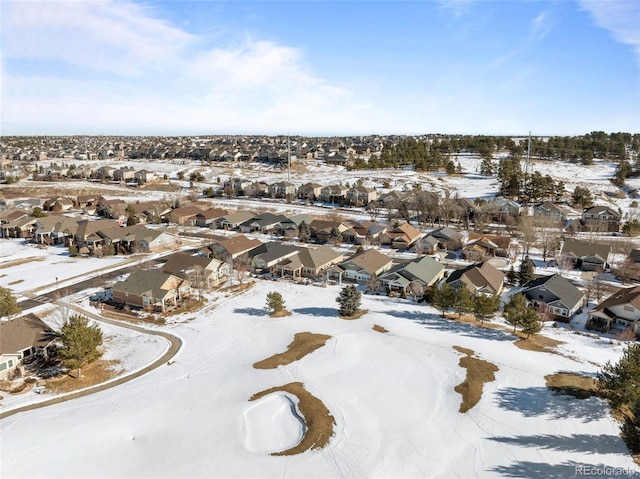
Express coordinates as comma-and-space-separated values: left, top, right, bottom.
489, 433, 628, 456
233, 307, 268, 316
489, 460, 619, 478
494, 386, 606, 422
293, 307, 338, 317
385, 309, 514, 342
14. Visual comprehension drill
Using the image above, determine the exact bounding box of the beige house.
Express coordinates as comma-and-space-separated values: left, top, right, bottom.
0, 315, 54, 380
111, 270, 191, 312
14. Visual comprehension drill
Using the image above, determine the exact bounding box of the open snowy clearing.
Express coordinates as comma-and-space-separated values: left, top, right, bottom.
1, 280, 638, 478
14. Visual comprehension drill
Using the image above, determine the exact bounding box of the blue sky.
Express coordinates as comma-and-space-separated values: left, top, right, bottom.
1, 0, 639, 136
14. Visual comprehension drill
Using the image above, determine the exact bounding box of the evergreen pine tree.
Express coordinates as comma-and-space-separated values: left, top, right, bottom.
518, 256, 535, 286
504, 293, 527, 333
598, 344, 640, 408
453, 287, 475, 318
0, 286, 21, 319
473, 294, 501, 326
431, 283, 456, 317
265, 291, 286, 314
506, 265, 517, 285
298, 221, 310, 243
58, 315, 103, 379
336, 285, 362, 317
520, 307, 542, 338
622, 398, 640, 454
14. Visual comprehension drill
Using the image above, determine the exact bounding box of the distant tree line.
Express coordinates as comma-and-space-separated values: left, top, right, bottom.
348, 132, 638, 173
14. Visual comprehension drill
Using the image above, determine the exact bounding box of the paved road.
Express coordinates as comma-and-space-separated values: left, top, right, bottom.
0, 302, 182, 420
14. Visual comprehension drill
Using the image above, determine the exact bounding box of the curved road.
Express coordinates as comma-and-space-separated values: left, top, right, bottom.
0, 302, 182, 420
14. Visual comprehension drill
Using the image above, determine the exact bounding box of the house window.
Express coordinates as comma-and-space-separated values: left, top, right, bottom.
624, 305, 634, 312
0, 362, 6, 371
8, 360, 13, 367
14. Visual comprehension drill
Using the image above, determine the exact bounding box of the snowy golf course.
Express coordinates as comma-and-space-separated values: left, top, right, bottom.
1, 279, 638, 478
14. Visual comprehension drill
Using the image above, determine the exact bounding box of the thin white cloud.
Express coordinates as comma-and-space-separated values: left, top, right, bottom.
578, 0, 640, 62
530, 11, 552, 42
437, 0, 474, 18
0, 0, 375, 134
2, 1, 195, 75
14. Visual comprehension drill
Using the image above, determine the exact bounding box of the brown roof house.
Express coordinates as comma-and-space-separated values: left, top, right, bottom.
211, 234, 262, 260
167, 206, 203, 226
581, 205, 621, 233
277, 245, 344, 278
380, 223, 422, 249
161, 252, 230, 289
331, 248, 394, 284
462, 234, 512, 262
560, 239, 611, 272
445, 261, 505, 296
0, 315, 54, 380
111, 270, 191, 312
194, 208, 229, 228
587, 285, 640, 334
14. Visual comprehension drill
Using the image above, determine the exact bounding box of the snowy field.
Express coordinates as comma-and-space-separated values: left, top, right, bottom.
0, 239, 129, 296
1, 280, 638, 478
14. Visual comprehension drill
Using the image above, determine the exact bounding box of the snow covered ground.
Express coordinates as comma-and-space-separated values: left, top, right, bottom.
0, 239, 129, 296
1, 280, 637, 478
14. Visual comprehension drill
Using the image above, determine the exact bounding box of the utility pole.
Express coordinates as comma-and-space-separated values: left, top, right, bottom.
287, 134, 291, 182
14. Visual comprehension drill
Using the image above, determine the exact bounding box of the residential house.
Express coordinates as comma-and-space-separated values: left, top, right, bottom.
134, 169, 156, 184
298, 183, 322, 201
320, 184, 349, 204
582, 205, 622, 233
424, 227, 464, 251
218, 211, 256, 230
137, 228, 178, 253
278, 214, 313, 237
194, 208, 229, 228
309, 219, 349, 243
0, 315, 54, 380
161, 252, 230, 289
587, 285, 640, 334
0, 216, 38, 239
377, 190, 406, 207
43, 197, 74, 212
73, 219, 120, 248
325, 153, 349, 166
446, 262, 505, 296
239, 213, 288, 234
491, 197, 521, 220
111, 270, 191, 312
113, 166, 136, 182
278, 245, 344, 278
346, 186, 378, 206
342, 220, 387, 245
462, 233, 512, 261
533, 202, 580, 224
210, 234, 262, 260
248, 242, 300, 271
521, 274, 585, 322
379, 256, 445, 293
268, 181, 297, 198
381, 223, 422, 249
77, 195, 104, 208
621, 249, 640, 282
332, 248, 394, 283
560, 239, 611, 272
167, 206, 203, 226
34, 217, 80, 245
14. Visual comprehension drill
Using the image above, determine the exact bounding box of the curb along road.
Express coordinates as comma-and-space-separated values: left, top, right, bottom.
0, 302, 182, 420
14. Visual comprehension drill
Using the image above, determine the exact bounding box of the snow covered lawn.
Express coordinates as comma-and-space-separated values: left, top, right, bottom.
1, 280, 638, 478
